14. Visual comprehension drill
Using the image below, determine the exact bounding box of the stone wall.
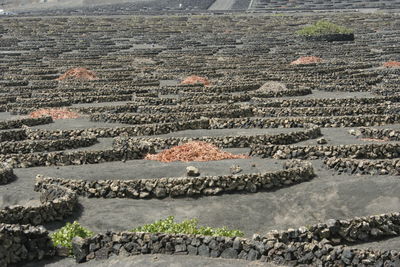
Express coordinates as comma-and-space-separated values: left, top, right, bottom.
0, 165, 15, 184
0, 185, 77, 225
0, 116, 53, 130
89, 107, 253, 125
250, 143, 400, 160
71, 229, 400, 266
34, 160, 315, 199
263, 212, 400, 245
350, 127, 400, 141
0, 129, 27, 142
252, 95, 400, 108
0, 135, 98, 154
0, 223, 54, 267
253, 103, 398, 117
113, 125, 321, 150
324, 157, 400, 175
0, 144, 154, 168
211, 114, 400, 128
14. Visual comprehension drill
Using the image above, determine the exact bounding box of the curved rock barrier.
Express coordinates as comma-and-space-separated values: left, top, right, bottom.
0, 129, 27, 142
0, 135, 98, 154
252, 95, 400, 108
113, 125, 321, 150
0, 223, 54, 267
250, 143, 400, 160
263, 212, 400, 245
0, 165, 15, 185
324, 157, 400, 175
253, 104, 400, 117
211, 114, 400, 128
89, 107, 253, 125
0, 144, 154, 168
0, 116, 53, 130
350, 127, 400, 141
71, 230, 400, 266
34, 161, 315, 199
0, 185, 77, 225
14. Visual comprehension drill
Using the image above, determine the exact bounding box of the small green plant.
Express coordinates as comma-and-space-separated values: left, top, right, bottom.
297, 20, 353, 36
131, 216, 244, 237
51, 221, 94, 254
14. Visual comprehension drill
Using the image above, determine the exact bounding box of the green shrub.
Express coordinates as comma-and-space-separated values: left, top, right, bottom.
297, 20, 353, 36
131, 216, 244, 237
51, 221, 94, 254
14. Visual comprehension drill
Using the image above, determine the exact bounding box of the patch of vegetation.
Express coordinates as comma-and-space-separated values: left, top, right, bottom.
297, 20, 353, 36
131, 216, 244, 237
51, 221, 94, 255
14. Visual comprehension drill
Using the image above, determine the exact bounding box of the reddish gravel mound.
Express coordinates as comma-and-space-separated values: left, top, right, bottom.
290, 56, 323, 65
56, 67, 98, 81
145, 141, 249, 162
180, 75, 210, 86
383, 61, 400, 68
29, 108, 80, 120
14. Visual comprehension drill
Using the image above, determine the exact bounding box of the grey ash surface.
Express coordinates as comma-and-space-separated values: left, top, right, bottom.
20, 254, 279, 267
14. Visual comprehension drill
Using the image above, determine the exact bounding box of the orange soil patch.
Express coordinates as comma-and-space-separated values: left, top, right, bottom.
145, 141, 249, 162
29, 108, 80, 120
56, 67, 98, 81
290, 56, 323, 65
180, 75, 210, 86
383, 61, 400, 68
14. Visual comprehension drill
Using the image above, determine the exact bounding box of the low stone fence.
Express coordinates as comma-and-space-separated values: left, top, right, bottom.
263, 212, 400, 245
250, 143, 400, 160
211, 114, 400, 128
0, 135, 98, 154
0, 129, 27, 142
252, 95, 400, 108
0, 223, 54, 267
71, 230, 400, 266
253, 104, 398, 117
133, 88, 312, 105
0, 165, 15, 184
89, 107, 253, 125
34, 160, 315, 199
350, 127, 400, 141
0, 144, 154, 168
113, 125, 321, 150
24, 119, 211, 139
0, 116, 53, 130
0, 184, 77, 225
324, 157, 400, 175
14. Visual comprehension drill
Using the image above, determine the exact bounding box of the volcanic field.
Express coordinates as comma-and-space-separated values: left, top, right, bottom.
0, 10, 400, 267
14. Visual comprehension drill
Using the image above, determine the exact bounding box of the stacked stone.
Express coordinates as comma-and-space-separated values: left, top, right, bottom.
113, 125, 321, 150
253, 103, 399, 117
0, 165, 15, 185
350, 127, 400, 141
34, 161, 315, 199
89, 107, 253, 125
250, 143, 400, 160
25, 119, 210, 139
324, 157, 400, 175
0, 135, 98, 154
0, 185, 77, 225
0, 223, 54, 266
253, 95, 400, 108
71, 230, 400, 265
0, 116, 53, 130
211, 114, 400, 129
263, 213, 400, 245
0, 144, 155, 168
